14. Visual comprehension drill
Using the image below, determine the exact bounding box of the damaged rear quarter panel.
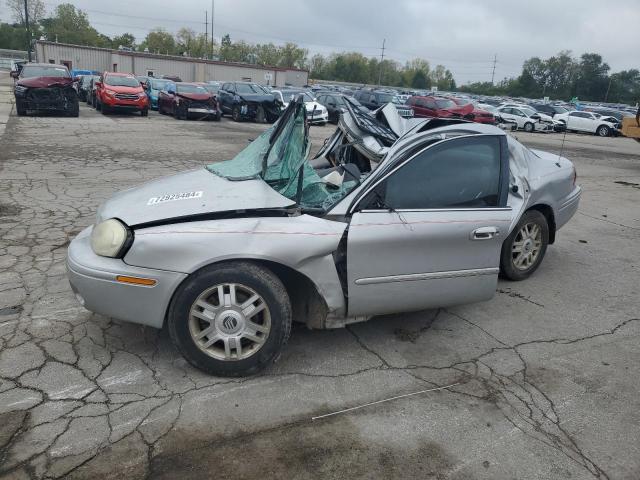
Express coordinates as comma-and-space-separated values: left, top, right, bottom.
123, 215, 348, 315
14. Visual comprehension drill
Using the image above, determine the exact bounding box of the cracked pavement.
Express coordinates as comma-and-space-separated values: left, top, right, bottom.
1, 71, 639, 479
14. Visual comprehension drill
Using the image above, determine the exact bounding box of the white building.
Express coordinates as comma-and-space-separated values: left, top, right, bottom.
35, 41, 308, 87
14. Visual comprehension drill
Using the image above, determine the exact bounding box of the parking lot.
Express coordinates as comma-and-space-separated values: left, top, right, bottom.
1, 73, 639, 480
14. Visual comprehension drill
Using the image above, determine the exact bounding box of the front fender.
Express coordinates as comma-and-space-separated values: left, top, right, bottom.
124, 215, 348, 315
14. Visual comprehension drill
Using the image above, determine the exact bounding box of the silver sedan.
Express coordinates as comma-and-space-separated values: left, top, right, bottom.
67, 96, 581, 376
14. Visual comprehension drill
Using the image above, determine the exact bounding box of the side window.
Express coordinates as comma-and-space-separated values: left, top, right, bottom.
570, 112, 582, 117
368, 136, 502, 210
513, 109, 525, 117
424, 99, 436, 108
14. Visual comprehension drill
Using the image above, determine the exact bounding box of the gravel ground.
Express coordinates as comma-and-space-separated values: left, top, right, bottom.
1, 72, 639, 480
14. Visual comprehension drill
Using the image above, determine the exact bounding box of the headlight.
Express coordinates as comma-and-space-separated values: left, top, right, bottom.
105, 89, 116, 96
90, 219, 131, 258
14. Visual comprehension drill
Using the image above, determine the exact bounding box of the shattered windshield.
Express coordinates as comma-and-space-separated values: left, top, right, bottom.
206, 97, 357, 210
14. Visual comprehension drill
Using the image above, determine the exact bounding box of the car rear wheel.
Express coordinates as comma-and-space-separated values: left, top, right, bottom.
524, 122, 534, 133
596, 125, 610, 137
500, 210, 549, 281
167, 261, 292, 376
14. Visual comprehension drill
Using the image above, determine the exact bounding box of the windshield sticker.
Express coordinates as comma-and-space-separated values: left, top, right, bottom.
147, 191, 203, 206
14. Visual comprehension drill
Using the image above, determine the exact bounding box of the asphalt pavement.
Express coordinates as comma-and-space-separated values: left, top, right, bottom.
1, 71, 639, 479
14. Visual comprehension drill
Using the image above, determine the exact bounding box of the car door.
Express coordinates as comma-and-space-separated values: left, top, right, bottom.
218, 83, 233, 112
583, 112, 598, 133
498, 107, 516, 125
423, 98, 438, 117
345, 134, 512, 316
567, 112, 583, 131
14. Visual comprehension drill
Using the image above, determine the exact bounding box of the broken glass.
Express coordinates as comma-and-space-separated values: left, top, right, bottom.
207, 98, 357, 210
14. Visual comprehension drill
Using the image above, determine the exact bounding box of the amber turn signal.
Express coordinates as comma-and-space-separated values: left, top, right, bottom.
115, 275, 157, 286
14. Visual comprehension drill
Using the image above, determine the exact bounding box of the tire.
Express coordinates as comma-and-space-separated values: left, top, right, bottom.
16, 100, 27, 116
232, 105, 241, 122
256, 105, 266, 123
524, 122, 534, 133
67, 99, 79, 117
101, 104, 109, 114
500, 210, 549, 281
158, 104, 166, 115
96, 100, 102, 111
167, 261, 292, 376
141, 108, 148, 117
214, 111, 221, 121
596, 125, 610, 137
175, 104, 186, 120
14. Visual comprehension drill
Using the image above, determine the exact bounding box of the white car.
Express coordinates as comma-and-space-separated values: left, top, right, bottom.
273, 90, 329, 125
554, 110, 619, 136
496, 106, 558, 133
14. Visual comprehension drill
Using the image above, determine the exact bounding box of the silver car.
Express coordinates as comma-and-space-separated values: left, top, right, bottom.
67, 96, 581, 376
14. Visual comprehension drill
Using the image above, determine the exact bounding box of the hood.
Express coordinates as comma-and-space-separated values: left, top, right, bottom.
97, 168, 294, 227
238, 93, 277, 103
177, 92, 211, 101
17, 76, 74, 88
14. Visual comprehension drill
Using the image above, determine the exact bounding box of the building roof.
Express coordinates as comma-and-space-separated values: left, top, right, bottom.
36, 41, 309, 73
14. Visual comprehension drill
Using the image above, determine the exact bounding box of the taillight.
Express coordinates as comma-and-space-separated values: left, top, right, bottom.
572, 166, 577, 186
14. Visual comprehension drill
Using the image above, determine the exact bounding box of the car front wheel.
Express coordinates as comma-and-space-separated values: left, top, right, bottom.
500, 210, 549, 281
596, 125, 610, 137
524, 122, 534, 133
167, 261, 292, 376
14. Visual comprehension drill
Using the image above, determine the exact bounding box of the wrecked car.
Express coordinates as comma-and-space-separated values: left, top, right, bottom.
11, 63, 79, 117
217, 81, 283, 123
67, 96, 581, 376
157, 82, 221, 121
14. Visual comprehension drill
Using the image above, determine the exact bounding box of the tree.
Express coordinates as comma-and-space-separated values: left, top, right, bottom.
40, 4, 110, 47
411, 69, 428, 89
112, 32, 135, 50
430, 65, 455, 90
6, 0, 45, 25
0, 22, 29, 50
574, 53, 610, 101
139, 28, 176, 54
278, 42, 308, 69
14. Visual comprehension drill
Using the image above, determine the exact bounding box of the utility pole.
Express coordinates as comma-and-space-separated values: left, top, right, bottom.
604, 76, 612, 103
491, 53, 497, 85
205, 10, 208, 58
378, 38, 386, 86
211, 0, 215, 58
24, 0, 32, 61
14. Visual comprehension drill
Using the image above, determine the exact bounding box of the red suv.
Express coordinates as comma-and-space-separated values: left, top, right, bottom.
447, 97, 495, 124
406, 96, 471, 119
95, 72, 149, 116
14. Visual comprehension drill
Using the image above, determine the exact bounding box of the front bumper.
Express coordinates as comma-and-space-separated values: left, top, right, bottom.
307, 110, 329, 124
103, 95, 148, 110
533, 122, 555, 132
66, 227, 187, 328
187, 107, 220, 117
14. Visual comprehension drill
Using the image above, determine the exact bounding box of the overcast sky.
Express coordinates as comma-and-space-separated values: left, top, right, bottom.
4, 0, 639, 83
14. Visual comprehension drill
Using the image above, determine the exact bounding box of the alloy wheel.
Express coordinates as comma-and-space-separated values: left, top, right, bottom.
188, 283, 271, 361
511, 222, 542, 271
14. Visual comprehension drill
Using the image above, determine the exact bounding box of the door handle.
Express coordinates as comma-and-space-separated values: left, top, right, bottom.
471, 226, 499, 240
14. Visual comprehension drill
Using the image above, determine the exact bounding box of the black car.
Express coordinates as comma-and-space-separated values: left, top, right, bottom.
78, 74, 99, 102
353, 89, 397, 110
11, 63, 79, 117
217, 82, 282, 122
316, 92, 362, 124
529, 103, 569, 118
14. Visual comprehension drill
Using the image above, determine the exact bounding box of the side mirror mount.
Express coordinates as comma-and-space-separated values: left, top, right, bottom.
10, 71, 18, 79
531, 113, 540, 120
94, 81, 102, 88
